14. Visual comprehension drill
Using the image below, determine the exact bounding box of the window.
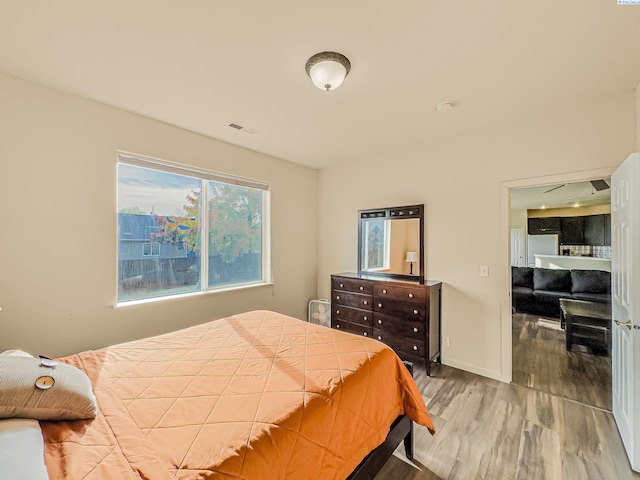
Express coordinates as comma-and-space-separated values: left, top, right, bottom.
117, 152, 270, 303
363, 219, 390, 271
142, 243, 160, 256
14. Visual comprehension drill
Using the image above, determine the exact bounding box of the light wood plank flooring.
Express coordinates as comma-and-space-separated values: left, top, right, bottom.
512, 312, 611, 410
374, 362, 639, 480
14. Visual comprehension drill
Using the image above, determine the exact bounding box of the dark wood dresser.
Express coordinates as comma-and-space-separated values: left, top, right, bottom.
331, 273, 442, 375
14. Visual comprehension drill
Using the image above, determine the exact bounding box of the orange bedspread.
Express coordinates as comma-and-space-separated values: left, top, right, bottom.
42, 310, 434, 479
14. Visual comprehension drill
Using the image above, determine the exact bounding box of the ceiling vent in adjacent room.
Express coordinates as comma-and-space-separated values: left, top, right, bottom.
227, 122, 258, 134
590, 179, 610, 191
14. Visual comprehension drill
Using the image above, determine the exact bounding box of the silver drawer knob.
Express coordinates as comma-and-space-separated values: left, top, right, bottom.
382, 289, 387, 294
363, 300, 368, 305
336, 324, 340, 329
413, 345, 418, 351
336, 295, 340, 300
413, 327, 418, 333
336, 310, 340, 315
363, 332, 368, 336
359, 286, 364, 291
377, 336, 382, 340
364, 316, 368, 321
378, 319, 382, 325
378, 303, 383, 308
340, 283, 344, 288
413, 309, 419, 315
408, 293, 414, 298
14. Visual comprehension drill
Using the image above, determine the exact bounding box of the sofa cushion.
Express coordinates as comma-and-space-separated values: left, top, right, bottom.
512, 286, 534, 305
512, 267, 534, 288
533, 268, 571, 292
512, 286, 533, 296
533, 290, 573, 302
572, 292, 611, 303
570, 269, 611, 294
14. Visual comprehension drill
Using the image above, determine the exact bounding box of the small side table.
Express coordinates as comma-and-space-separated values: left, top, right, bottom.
560, 298, 612, 355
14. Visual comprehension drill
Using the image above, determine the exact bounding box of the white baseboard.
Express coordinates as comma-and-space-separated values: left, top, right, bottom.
440, 358, 509, 383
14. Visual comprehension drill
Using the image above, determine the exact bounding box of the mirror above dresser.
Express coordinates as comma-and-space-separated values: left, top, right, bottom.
358, 204, 424, 283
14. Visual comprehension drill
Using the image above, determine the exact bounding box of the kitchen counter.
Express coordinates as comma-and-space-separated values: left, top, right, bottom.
534, 254, 611, 272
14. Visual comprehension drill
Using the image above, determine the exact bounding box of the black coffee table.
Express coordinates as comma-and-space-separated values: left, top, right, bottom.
560, 298, 612, 355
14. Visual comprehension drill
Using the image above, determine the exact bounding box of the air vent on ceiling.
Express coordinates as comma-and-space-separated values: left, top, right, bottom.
590, 179, 610, 191
227, 122, 258, 134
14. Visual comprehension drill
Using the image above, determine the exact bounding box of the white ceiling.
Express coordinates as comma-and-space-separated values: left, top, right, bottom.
1, 2, 639, 169
510, 179, 611, 211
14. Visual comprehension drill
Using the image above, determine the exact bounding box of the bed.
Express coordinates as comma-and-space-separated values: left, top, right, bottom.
36, 310, 434, 479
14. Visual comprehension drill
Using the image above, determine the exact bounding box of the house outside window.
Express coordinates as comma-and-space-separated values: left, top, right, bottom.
117, 152, 270, 304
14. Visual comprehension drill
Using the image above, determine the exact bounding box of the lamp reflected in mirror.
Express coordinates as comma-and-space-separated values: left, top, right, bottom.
406, 251, 418, 275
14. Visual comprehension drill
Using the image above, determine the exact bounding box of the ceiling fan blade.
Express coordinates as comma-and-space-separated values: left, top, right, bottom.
543, 184, 566, 194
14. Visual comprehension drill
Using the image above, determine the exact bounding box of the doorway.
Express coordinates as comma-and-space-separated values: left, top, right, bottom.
505, 172, 614, 409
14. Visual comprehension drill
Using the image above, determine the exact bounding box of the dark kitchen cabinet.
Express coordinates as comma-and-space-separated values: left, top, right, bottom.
528, 214, 611, 246
582, 214, 611, 246
560, 216, 585, 244
528, 216, 561, 234
584, 215, 605, 246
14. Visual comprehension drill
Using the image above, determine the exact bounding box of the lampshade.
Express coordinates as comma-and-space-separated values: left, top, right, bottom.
405, 252, 418, 263
305, 51, 351, 91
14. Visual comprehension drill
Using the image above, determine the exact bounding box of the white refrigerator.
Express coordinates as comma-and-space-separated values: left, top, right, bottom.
527, 234, 559, 267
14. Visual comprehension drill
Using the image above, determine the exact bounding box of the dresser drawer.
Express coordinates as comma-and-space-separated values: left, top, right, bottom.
374, 284, 426, 303
374, 298, 426, 321
373, 313, 424, 340
332, 277, 373, 295
373, 328, 425, 357
333, 290, 373, 310
332, 319, 373, 338
333, 306, 373, 327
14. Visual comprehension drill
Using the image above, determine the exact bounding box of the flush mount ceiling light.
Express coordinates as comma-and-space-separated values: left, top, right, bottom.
305, 51, 351, 91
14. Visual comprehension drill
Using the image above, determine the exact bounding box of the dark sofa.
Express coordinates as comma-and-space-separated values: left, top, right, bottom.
512, 267, 611, 318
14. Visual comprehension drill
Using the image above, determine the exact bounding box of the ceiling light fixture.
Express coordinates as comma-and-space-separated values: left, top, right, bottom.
305, 51, 351, 91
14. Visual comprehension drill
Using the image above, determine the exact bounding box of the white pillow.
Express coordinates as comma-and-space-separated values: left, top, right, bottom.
0, 418, 49, 480
0, 353, 96, 421
0, 351, 49, 480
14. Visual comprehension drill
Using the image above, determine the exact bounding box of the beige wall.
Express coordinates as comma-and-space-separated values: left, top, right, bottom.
387, 219, 420, 275
510, 209, 527, 229
0, 74, 318, 357
318, 91, 636, 381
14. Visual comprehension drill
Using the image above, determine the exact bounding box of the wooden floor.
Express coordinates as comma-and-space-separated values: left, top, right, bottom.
374, 362, 639, 480
512, 312, 611, 410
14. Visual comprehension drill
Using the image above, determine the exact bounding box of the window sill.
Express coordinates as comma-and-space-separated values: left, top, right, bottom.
114, 281, 274, 308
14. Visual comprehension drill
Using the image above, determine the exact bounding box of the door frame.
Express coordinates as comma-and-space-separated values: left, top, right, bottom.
499, 166, 616, 382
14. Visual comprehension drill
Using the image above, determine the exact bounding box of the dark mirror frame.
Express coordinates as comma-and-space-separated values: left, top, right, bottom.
357, 204, 425, 284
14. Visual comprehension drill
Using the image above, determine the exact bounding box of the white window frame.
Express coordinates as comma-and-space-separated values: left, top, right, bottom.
117, 151, 271, 305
